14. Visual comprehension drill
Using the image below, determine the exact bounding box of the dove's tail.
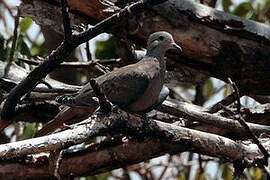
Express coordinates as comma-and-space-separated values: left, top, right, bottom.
34, 106, 96, 137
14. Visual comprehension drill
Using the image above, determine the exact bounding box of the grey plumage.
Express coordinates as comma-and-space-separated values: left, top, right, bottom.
36, 31, 182, 136
57, 31, 181, 112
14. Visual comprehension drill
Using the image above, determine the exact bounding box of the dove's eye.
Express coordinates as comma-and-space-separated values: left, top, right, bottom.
158, 36, 164, 41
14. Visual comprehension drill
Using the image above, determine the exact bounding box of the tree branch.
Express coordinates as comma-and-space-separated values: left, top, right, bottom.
0, 109, 268, 178
157, 100, 270, 138
3, 8, 20, 77
60, 0, 72, 39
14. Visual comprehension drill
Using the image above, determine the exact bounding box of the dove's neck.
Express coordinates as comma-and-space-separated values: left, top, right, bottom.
145, 49, 166, 72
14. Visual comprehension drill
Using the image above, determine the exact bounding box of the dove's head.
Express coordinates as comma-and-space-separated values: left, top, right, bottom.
146, 31, 182, 57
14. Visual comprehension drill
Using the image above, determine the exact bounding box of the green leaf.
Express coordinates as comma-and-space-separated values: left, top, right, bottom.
224, 84, 233, 97
248, 167, 264, 180
222, 0, 233, 12
16, 35, 31, 56
21, 41, 31, 56
20, 17, 33, 33
195, 171, 207, 180
95, 36, 118, 59
222, 164, 233, 180
203, 79, 214, 98
19, 123, 37, 140
233, 2, 253, 17
0, 35, 5, 50
31, 42, 45, 56
0, 35, 8, 59
0, 48, 9, 60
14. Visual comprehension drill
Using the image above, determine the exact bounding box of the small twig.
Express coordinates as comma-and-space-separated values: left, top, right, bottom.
49, 150, 64, 180
198, 154, 204, 174
4, 8, 20, 77
237, 114, 269, 164
38, 80, 53, 89
1, 0, 13, 16
54, 150, 64, 180
223, 78, 269, 166
32, 87, 78, 93
209, 92, 238, 113
228, 78, 241, 114
233, 160, 246, 179
90, 79, 112, 114
157, 156, 171, 180
264, 165, 270, 179
18, 57, 121, 67
60, 0, 72, 40
86, 41, 92, 61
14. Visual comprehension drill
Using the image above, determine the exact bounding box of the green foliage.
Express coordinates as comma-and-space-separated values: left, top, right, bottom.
248, 167, 264, 180
95, 36, 118, 59
221, 164, 233, 180
0, 16, 45, 62
178, 173, 187, 180
251, 0, 270, 22
16, 35, 31, 56
224, 83, 233, 97
19, 17, 33, 34
195, 171, 207, 180
203, 79, 214, 99
0, 35, 9, 59
19, 123, 37, 140
222, 0, 233, 12
31, 41, 46, 56
222, 0, 270, 23
178, 167, 188, 180
233, 2, 253, 17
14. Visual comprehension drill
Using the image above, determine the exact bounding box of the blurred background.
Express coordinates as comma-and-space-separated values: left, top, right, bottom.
0, 0, 269, 179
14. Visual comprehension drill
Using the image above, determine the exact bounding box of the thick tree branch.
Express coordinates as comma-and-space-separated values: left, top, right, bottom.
0, 109, 268, 178
157, 100, 270, 138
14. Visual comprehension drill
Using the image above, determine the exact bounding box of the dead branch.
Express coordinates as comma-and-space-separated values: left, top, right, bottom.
0, 109, 268, 178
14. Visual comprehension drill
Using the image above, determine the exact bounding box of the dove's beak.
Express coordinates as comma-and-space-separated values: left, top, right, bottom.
171, 43, 182, 54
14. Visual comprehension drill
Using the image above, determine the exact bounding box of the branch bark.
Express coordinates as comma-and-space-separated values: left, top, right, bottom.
0, 109, 268, 178
158, 100, 270, 138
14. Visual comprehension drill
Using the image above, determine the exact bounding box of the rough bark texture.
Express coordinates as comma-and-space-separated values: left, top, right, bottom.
0, 109, 267, 178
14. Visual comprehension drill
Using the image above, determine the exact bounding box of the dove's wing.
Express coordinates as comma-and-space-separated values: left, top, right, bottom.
73, 59, 160, 110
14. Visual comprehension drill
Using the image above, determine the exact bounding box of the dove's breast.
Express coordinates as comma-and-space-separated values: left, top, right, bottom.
126, 59, 165, 112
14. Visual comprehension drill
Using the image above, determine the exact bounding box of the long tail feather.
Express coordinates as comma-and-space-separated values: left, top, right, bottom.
35, 106, 96, 137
